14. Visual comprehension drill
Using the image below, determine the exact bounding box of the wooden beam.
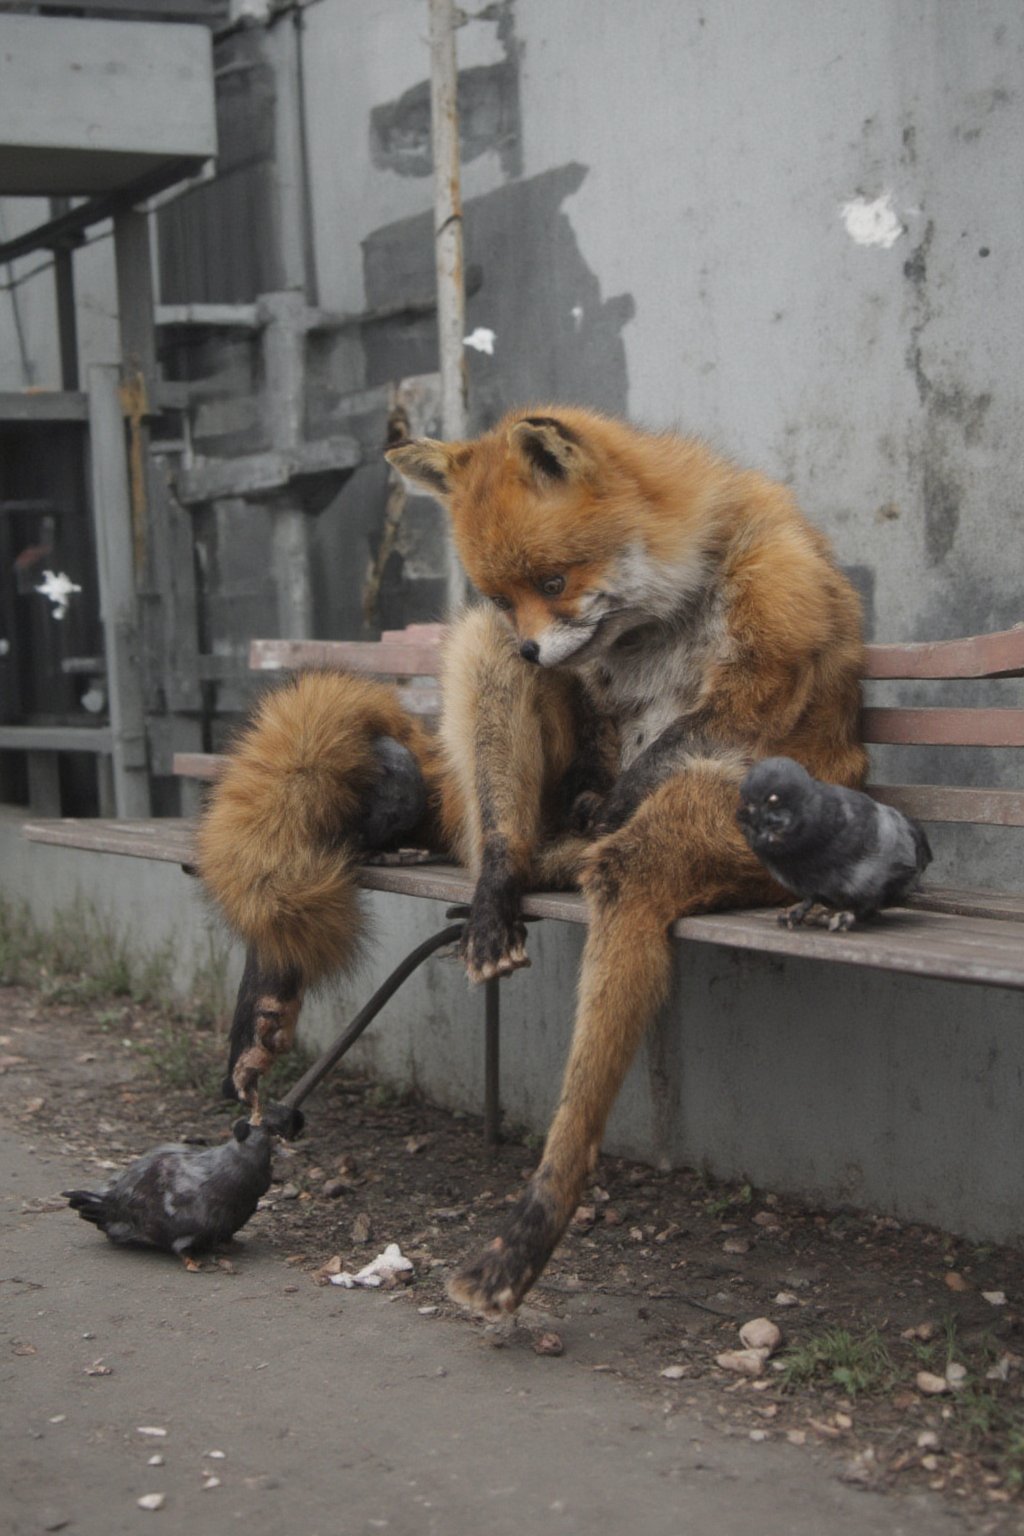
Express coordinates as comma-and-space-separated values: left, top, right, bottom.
0, 726, 112, 753
0, 392, 89, 423
865, 627, 1024, 679
868, 783, 1024, 827
862, 707, 1024, 747
87, 364, 151, 817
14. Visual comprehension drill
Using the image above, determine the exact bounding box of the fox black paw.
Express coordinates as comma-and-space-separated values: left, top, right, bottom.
461, 890, 529, 984
448, 1193, 556, 1317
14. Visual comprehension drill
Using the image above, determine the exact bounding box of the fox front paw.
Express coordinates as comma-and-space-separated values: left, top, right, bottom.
460, 887, 529, 984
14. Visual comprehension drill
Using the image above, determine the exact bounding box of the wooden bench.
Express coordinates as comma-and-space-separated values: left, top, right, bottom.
22, 622, 1024, 1139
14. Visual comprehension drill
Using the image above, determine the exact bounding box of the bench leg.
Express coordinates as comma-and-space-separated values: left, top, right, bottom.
275, 921, 467, 1122
484, 976, 501, 1148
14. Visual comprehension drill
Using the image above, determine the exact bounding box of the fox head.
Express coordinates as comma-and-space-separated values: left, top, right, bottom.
386, 407, 714, 668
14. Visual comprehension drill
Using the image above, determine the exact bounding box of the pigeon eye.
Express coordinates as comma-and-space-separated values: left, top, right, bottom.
767, 793, 780, 805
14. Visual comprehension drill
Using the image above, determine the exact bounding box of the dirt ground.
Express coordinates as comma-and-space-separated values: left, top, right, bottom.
2, 977, 1024, 1532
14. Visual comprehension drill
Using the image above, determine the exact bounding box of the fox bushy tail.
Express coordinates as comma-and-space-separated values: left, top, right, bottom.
196, 671, 439, 985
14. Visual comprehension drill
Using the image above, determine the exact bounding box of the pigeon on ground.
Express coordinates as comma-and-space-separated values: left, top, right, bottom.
63, 1119, 273, 1262
736, 756, 933, 931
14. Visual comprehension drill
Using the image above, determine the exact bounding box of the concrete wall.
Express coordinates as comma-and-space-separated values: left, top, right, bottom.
4, 808, 1022, 1246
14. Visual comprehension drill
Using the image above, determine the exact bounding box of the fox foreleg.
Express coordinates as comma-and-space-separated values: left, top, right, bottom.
441, 608, 576, 982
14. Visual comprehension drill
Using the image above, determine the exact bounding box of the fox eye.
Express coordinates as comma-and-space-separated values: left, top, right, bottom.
539, 575, 565, 597
491, 594, 512, 612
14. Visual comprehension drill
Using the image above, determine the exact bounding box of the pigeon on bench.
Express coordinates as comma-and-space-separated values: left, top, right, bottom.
736, 756, 933, 931
63, 1119, 273, 1265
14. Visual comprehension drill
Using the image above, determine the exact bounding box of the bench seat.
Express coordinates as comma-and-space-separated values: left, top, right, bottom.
23, 816, 1024, 993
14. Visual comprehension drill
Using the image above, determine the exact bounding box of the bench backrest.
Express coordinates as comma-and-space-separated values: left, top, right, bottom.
176, 622, 1023, 828
862, 626, 1024, 827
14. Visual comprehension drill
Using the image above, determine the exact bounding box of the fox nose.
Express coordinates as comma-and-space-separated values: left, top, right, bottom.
519, 640, 540, 664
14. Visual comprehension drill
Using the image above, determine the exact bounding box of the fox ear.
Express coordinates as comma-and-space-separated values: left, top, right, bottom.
508, 416, 588, 485
385, 438, 465, 500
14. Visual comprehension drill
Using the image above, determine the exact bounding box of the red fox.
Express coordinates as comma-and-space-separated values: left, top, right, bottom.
198, 406, 866, 1318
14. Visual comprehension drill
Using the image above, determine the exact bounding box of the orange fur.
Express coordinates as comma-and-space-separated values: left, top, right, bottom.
197, 671, 440, 983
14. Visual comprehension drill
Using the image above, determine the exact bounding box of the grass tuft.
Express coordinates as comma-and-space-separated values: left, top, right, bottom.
780, 1327, 894, 1397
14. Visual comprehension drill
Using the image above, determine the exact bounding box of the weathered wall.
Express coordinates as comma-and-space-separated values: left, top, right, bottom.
1, 5, 1020, 829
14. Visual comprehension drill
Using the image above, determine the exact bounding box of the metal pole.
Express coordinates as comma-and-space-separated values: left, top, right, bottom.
428, 0, 469, 614
484, 975, 501, 1147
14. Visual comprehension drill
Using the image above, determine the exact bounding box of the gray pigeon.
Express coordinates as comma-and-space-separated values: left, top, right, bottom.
737, 757, 933, 930
63, 1119, 273, 1260
355, 735, 428, 850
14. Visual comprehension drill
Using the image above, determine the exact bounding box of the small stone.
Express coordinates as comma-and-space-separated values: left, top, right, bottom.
715, 1348, 767, 1377
749, 1429, 769, 1442
48, 1415, 66, 1425
945, 1361, 968, 1388
982, 1290, 1007, 1306
201, 1476, 221, 1491
533, 1331, 564, 1357
629, 1227, 644, 1242
944, 1271, 970, 1293
722, 1238, 750, 1255
901, 1321, 936, 1342
205, 1450, 226, 1459
351, 1212, 372, 1245
916, 1370, 951, 1395
659, 1365, 686, 1380
148, 1455, 164, 1467
738, 1318, 782, 1355
137, 1427, 168, 1438
752, 1210, 781, 1228
137, 1494, 165, 1511
834, 1411, 853, 1430
786, 1429, 807, 1446
572, 1205, 596, 1227
921, 1454, 940, 1472
773, 1292, 800, 1308
321, 1178, 348, 1199
916, 1431, 940, 1450
277, 1183, 300, 1201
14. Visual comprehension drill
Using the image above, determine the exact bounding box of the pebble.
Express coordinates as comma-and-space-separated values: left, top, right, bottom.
321, 1178, 348, 1199
945, 1361, 968, 1388
147, 1455, 164, 1467
982, 1290, 1008, 1306
773, 1292, 800, 1308
137, 1494, 165, 1511
715, 1348, 767, 1377
916, 1430, 940, 1450
916, 1370, 951, 1395
277, 1183, 300, 1201
944, 1271, 970, 1293
659, 1365, 686, 1380
137, 1427, 168, 1438
738, 1318, 782, 1355
418, 1306, 439, 1317
722, 1238, 750, 1255
201, 1477, 221, 1491
533, 1332, 564, 1357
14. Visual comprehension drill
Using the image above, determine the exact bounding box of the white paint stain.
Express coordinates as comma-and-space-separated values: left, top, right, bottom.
571, 305, 584, 329
840, 192, 904, 249
35, 569, 82, 620
463, 327, 496, 355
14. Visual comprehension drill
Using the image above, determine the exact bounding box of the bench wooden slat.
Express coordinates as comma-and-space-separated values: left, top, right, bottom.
862, 706, 1024, 747
20, 820, 1024, 992
250, 630, 445, 678
867, 783, 1024, 827
864, 627, 1024, 680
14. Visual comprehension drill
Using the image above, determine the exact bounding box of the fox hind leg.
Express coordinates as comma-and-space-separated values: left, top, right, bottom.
450, 761, 776, 1316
